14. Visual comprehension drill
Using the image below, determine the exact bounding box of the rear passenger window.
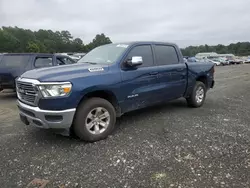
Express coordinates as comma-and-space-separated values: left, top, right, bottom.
126, 45, 154, 67
35, 57, 53, 68
154, 45, 179, 65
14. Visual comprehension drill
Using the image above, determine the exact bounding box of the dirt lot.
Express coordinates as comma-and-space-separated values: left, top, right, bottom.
0, 65, 250, 188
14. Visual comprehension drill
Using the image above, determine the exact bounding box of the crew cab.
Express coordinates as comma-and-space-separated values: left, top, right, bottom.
16, 42, 215, 142
0, 53, 76, 91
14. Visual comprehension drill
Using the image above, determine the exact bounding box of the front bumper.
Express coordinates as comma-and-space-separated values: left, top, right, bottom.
17, 100, 76, 129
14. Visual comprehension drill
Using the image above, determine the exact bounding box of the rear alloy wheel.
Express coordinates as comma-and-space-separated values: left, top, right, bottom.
195, 86, 205, 104
73, 97, 116, 142
186, 81, 206, 108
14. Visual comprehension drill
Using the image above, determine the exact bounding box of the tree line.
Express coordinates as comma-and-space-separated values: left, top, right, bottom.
181, 42, 250, 57
0, 26, 112, 53
0, 26, 250, 57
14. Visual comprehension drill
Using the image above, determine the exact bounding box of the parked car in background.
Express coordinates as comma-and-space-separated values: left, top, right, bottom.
68, 55, 79, 62
73, 53, 86, 60
244, 56, 250, 63
16, 41, 215, 142
229, 57, 243, 65
0, 53, 76, 92
207, 59, 221, 66
55, 53, 79, 62
186, 57, 199, 63
217, 58, 230, 66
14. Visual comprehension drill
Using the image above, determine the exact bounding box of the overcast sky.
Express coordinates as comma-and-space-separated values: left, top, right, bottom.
0, 0, 249, 47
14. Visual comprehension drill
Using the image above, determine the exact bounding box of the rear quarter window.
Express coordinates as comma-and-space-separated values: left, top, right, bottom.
0, 55, 31, 67
34, 57, 53, 68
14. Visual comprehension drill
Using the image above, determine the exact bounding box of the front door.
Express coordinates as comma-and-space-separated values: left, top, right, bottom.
119, 44, 160, 113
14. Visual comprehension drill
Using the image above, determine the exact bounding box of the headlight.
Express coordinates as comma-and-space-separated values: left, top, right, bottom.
38, 83, 72, 98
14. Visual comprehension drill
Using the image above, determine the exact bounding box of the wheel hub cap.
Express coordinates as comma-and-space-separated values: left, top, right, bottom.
85, 107, 110, 135
195, 87, 204, 103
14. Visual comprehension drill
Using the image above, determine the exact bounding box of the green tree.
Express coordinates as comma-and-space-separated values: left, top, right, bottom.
26, 41, 40, 52
2, 26, 250, 56
0, 29, 20, 52
86, 33, 112, 51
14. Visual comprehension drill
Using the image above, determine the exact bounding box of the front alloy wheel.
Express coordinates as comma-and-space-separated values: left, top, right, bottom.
73, 97, 116, 142
85, 107, 111, 135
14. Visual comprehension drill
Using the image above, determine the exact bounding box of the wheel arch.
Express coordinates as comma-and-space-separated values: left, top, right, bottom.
77, 89, 122, 117
196, 75, 208, 89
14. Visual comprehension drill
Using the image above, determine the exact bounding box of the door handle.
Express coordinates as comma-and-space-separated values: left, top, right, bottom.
149, 72, 159, 75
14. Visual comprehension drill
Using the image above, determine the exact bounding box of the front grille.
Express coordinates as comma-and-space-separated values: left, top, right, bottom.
16, 81, 38, 105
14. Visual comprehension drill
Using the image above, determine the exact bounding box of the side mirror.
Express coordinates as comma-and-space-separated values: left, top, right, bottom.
127, 56, 143, 67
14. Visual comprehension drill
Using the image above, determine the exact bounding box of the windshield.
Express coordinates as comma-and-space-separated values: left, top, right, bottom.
78, 44, 128, 64
0, 55, 31, 67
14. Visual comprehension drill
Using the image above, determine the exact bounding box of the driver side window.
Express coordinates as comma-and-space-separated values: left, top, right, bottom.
126, 45, 154, 67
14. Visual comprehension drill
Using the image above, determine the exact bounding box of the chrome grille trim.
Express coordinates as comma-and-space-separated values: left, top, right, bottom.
16, 78, 40, 106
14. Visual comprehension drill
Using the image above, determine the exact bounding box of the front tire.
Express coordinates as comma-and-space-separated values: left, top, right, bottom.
73, 97, 116, 142
186, 81, 207, 108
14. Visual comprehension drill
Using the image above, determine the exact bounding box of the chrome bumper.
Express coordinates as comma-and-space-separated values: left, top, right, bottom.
17, 100, 76, 129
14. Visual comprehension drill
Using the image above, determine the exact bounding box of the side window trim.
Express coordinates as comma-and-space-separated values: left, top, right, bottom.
121, 44, 155, 69
153, 44, 180, 66
34, 55, 53, 68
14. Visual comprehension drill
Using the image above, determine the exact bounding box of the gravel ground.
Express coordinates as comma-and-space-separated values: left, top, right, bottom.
0, 65, 250, 188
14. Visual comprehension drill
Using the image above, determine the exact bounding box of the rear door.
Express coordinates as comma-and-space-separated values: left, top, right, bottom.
119, 44, 160, 112
153, 44, 187, 100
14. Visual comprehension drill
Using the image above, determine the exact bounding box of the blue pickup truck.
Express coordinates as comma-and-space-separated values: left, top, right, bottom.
16, 42, 215, 142
0, 53, 76, 92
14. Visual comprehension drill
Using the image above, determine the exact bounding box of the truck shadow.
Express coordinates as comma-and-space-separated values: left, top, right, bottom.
24, 98, 210, 145
114, 98, 188, 132
27, 128, 84, 146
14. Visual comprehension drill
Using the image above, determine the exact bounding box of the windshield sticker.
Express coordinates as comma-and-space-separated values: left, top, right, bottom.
116, 44, 129, 48
88, 67, 104, 72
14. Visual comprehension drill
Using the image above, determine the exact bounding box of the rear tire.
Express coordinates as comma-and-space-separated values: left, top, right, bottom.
186, 81, 206, 108
73, 97, 116, 142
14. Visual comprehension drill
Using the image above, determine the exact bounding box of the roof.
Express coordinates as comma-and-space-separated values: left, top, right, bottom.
2, 53, 53, 56
196, 52, 218, 56
2, 53, 70, 57
112, 41, 178, 46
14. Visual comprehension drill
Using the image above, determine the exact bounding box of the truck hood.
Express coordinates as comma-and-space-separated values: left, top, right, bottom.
20, 63, 110, 82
